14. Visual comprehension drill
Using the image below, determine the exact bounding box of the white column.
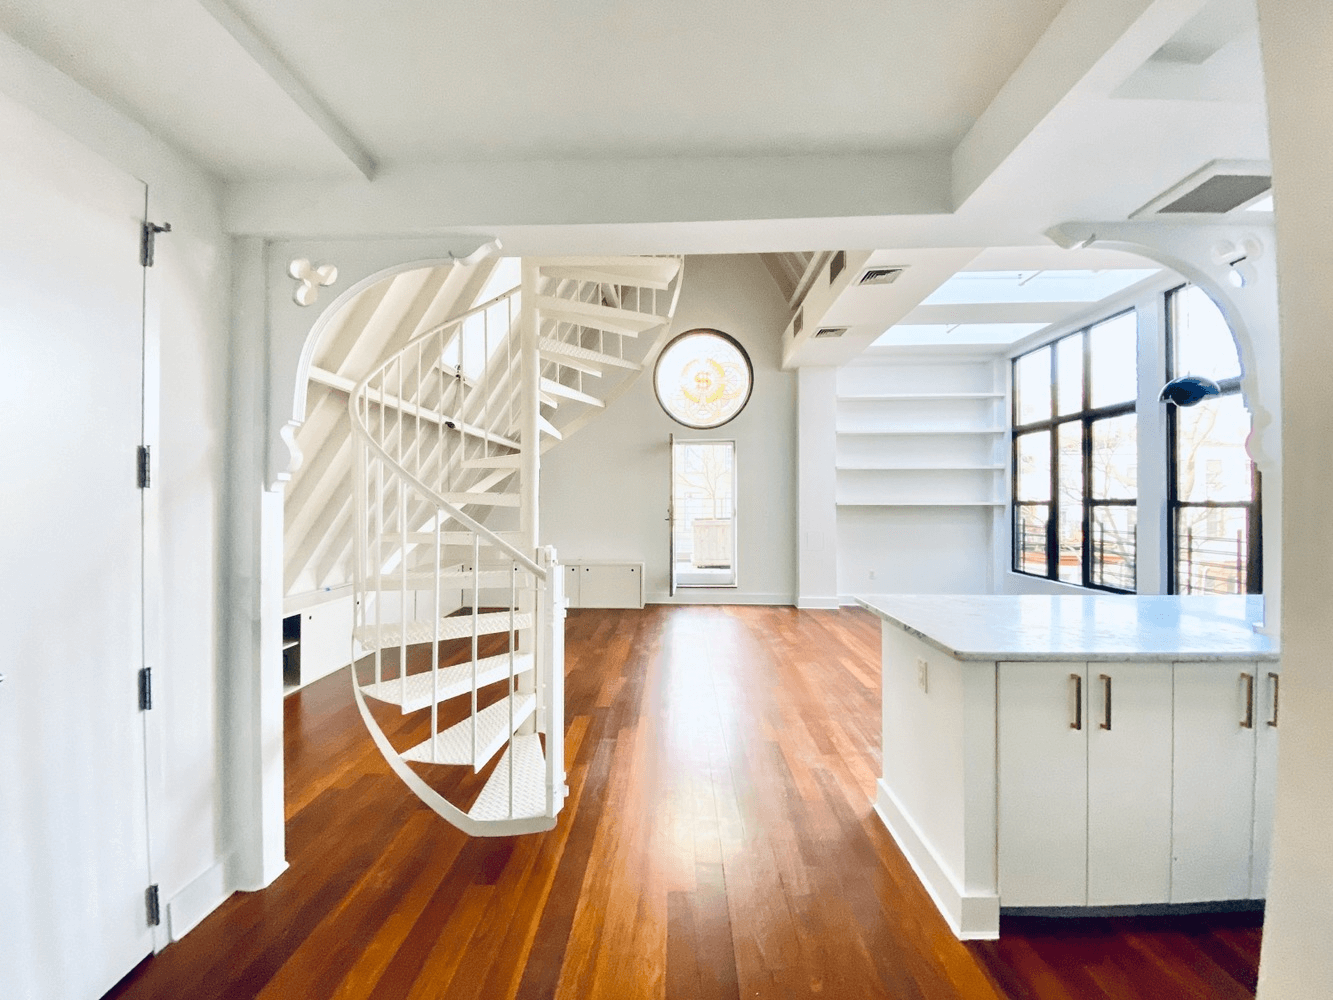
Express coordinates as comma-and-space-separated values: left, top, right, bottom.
1254, 3, 1333, 997
223, 237, 287, 890
797, 366, 839, 607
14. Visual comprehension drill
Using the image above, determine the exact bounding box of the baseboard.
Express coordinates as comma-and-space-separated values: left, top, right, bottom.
838, 594, 863, 607
646, 591, 793, 606
796, 596, 841, 609
874, 780, 999, 940
166, 858, 232, 943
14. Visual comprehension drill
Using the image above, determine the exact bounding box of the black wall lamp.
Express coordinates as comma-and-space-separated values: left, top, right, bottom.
1160, 375, 1222, 407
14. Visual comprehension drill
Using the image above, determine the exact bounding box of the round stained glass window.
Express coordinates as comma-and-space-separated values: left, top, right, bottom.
653, 329, 754, 429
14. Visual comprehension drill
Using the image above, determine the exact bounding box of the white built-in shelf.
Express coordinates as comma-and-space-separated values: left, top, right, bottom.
835, 498, 1007, 507
836, 463, 1006, 472
282, 638, 300, 650
838, 391, 1005, 401
836, 426, 1007, 436
835, 358, 1008, 511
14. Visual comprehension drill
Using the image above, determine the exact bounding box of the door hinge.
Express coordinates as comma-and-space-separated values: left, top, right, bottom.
139, 667, 153, 711
137, 445, 151, 488
146, 884, 161, 927
140, 221, 171, 268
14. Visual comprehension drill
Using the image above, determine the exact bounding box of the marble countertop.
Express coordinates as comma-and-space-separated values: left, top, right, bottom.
855, 594, 1278, 662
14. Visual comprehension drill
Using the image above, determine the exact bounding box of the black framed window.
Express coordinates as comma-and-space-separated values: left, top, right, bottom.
1166, 285, 1261, 594
1012, 310, 1138, 592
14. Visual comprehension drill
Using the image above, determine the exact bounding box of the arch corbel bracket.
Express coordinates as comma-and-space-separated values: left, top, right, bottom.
289, 258, 339, 306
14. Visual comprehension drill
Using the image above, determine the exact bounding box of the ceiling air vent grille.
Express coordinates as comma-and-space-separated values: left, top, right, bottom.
1159, 174, 1271, 214
829, 251, 846, 283
814, 327, 847, 339
1132, 160, 1272, 219
859, 267, 906, 286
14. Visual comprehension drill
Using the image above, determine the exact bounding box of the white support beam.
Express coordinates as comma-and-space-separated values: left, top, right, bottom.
951, 0, 1193, 209
196, 0, 377, 180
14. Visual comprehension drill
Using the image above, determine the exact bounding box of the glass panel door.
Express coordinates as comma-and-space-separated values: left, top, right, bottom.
671, 439, 737, 588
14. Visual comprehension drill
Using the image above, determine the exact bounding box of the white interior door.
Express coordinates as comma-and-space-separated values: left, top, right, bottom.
0, 97, 154, 1000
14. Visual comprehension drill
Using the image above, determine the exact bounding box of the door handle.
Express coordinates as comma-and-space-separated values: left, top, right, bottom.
1099, 674, 1112, 731
1241, 672, 1255, 729
1070, 673, 1082, 731
1268, 672, 1279, 728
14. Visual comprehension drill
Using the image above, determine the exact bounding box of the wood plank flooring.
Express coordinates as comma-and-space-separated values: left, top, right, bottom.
104, 605, 1262, 1000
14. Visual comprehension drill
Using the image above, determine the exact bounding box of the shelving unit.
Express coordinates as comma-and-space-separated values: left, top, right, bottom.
835, 362, 1007, 508
281, 589, 355, 695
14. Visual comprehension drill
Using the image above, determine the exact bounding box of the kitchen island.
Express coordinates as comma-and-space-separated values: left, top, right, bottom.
857, 594, 1280, 940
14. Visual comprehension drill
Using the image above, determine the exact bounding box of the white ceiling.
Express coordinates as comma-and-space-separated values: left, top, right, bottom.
0, 0, 357, 178
0, 0, 1276, 369
224, 0, 1067, 163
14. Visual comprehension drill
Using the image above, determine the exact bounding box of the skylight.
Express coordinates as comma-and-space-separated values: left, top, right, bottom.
921, 269, 1161, 305
871, 323, 1048, 347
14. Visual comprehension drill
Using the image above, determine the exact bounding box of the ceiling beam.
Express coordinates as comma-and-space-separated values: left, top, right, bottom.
196, 0, 378, 180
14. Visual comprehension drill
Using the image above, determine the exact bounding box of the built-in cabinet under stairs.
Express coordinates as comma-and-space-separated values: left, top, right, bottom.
348, 256, 683, 835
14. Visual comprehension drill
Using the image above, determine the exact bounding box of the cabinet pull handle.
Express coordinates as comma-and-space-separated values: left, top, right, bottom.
1242, 672, 1255, 729
1268, 672, 1280, 728
1099, 673, 1112, 731
1070, 673, 1082, 731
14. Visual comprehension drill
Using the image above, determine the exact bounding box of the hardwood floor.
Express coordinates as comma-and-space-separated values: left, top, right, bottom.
105, 605, 1262, 1000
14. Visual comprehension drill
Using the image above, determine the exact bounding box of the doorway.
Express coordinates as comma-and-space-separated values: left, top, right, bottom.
0, 96, 155, 1000
670, 438, 738, 591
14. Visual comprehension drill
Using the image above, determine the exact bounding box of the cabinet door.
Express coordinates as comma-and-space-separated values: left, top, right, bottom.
580, 564, 643, 609
1251, 663, 1281, 899
565, 564, 581, 608
999, 662, 1088, 907
1087, 663, 1173, 905
1172, 662, 1257, 902
302, 597, 355, 685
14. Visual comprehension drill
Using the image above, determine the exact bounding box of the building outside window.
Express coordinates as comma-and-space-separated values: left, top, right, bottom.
1012, 310, 1139, 591
1167, 285, 1262, 594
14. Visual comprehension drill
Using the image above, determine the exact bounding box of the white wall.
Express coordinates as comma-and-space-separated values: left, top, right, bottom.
1255, 2, 1333, 996
839, 506, 994, 597
542, 254, 796, 604
0, 36, 239, 939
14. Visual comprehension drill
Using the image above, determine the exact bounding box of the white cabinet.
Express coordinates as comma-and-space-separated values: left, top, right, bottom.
282, 593, 355, 692
1252, 665, 1281, 898
1172, 661, 1267, 902
1087, 663, 1173, 905
564, 562, 644, 609
564, 564, 581, 608
999, 661, 1173, 907
998, 661, 1088, 906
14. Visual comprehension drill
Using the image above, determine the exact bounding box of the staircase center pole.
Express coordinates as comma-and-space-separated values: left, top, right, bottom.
517, 261, 541, 736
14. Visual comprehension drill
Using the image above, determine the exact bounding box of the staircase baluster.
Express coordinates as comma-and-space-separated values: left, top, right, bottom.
373, 449, 384, 688
471, 533, 480, 771
509, 560, 517, 818
431, 513, 441, 764
399, 475, 408, 708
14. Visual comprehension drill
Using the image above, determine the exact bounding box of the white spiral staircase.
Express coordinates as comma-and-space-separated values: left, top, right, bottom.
348, 256, 683, 835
